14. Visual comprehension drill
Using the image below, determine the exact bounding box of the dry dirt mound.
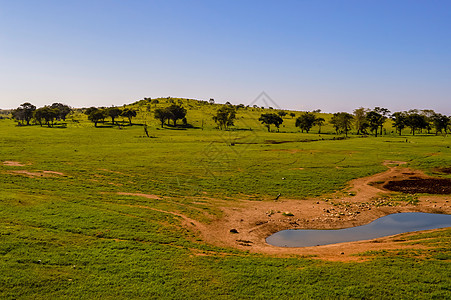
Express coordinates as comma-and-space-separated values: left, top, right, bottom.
384, 178, 451, 194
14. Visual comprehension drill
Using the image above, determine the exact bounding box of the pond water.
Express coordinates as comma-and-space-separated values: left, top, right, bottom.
266, 213, 451, 247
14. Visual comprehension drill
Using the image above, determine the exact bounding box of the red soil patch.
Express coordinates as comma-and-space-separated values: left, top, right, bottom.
117, 192, 161, 200
3, 161, 26, 166
8, 170, 65, 177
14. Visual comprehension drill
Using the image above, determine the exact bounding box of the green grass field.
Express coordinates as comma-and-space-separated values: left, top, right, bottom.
1, 100, 450, 299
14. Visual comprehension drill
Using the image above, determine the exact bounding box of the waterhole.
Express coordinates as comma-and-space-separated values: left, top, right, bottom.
266, 213, 451, 247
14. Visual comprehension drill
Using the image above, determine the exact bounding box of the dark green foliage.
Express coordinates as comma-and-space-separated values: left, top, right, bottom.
121, 108, 137, 125
154, 108, 170, 127
259, 113, 283, 132
50, 103, 72, 121
330, 112, 353, 136
313, 117, 325, 134
33, 106, 59, 127
88, 109, 106, 127
295, 112, 316, 133
366, 111, 384, 137
431, 113, 450, 134
353, 107, 369, 135
106, 107, 122, 125
165, 105, 187, 126
277, 111, 287, 117
12, 102, 36, 125
213, 106, 236, 130
406, 112, 428, 136
391, 112, 408, 135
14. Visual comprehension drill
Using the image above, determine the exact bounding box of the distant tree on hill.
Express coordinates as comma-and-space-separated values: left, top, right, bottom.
431, 113, 450, 134
165, 105, 186, 126
366, 110, 384, 137
405, 112, 428, 135
154, 108, 170, 127
12, 102, 36, 125
88, 109, 106, 127
278, 111, 287, 118
313, 117, 325, 134
295, 112, 316, 133
391, 112, 408, 135
84, 107, 98, 116
51, 103, 71, 121
330, 112, 353, 136
259, 113, 283, 132
353, 107, 369, 135
289, 112, 296, 118
121, 108, 137, 125
33, 107, 45, 126
33, 106, 59, 127
373, 107, 390, 136
209, 98, 215, 105
107, 107, 122, 125
213, 106, 236, 130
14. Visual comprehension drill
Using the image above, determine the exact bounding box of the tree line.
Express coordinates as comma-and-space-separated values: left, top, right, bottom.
212, 105, 450, 136
12, 102, 71, 127
10, 101, 451, 136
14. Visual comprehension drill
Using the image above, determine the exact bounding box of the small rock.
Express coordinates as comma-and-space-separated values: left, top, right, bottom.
230, 229, 238, 234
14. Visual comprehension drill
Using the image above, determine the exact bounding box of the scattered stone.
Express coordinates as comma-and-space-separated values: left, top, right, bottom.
230, 229, 238, 234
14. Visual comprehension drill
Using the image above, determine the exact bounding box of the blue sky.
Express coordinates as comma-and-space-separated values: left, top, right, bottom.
1, 0, 450, 114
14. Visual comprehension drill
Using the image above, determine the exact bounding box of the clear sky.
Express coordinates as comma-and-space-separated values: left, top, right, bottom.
1, 0, 450, 114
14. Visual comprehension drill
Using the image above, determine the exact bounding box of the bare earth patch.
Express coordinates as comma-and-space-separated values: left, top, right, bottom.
3, 161, 26, 166
117, 192, 161, 200
8, 170, 65, 177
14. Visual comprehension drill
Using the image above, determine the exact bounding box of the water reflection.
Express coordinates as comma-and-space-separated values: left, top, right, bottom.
266, 213, 451, 247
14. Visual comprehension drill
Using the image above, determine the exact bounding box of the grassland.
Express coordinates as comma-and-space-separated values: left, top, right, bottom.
1, 99, 450, 299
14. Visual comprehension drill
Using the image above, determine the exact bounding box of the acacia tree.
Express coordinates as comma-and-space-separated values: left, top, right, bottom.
313, 117, 325, 134
353, 107, 369, 135
373, 107, 390, 135
213, 106, 236, 130
107, 107, 122, 125
154, 108, 170, 127
165, 105, 186, 126
405, 112, 428, 135
330, 112, 353, 136
121, 108, 137, 125
277, 111, 287, 118
391, 112, 408, 135
259, 113, 283, 132
51, 103, 71, 121
32, 106, 59, 127
12, 102, 36, 125
366, 111, 384, 137
431, 113, 450, 134
88, 109, 107, 127
295, 112, 316, 133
